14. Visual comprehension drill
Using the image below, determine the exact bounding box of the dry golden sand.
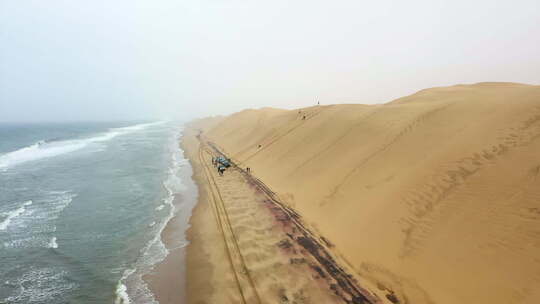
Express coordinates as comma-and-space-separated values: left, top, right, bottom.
189, 82, 540, 304
182, 121, 385, 303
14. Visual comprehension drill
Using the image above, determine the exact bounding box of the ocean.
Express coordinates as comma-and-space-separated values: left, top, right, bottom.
0, 121, 197, 303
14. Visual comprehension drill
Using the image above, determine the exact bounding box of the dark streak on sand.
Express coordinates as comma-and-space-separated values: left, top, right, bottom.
204, 140, 383, 304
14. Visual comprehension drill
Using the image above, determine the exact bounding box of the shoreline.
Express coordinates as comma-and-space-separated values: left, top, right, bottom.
143, 132, 199, 304
179, 125, 217, 303
143, 195, 188, 304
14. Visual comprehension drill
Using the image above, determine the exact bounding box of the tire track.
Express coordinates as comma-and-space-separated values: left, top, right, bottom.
238, 106, 328, 165
288, 107, 382, 177
203, 139, 381, 304
197, 145, 262, 304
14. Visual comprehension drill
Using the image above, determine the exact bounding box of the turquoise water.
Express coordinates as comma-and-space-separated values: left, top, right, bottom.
0, 121, 196, 303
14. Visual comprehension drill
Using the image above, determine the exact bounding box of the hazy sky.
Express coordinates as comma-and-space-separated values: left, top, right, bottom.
1, 0, 539, 122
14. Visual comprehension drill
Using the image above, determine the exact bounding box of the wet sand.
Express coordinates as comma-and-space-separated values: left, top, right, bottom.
143, 195, 188, 304
144, 141, 198, 304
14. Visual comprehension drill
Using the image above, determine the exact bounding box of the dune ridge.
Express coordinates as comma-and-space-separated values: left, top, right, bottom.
201, 82, 540, 304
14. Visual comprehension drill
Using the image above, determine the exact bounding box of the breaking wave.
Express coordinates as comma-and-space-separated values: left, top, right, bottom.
1, 193, 74, 249
0, 206, 25, 231
113, 126, 184, 304
0, 201, 32, 231
0, 122, 164, 170
114, 268, 135, 304
3, 267, 77, 304
48, 237, 58, 249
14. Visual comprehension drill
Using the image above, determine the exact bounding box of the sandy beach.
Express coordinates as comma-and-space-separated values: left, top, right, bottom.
144, 139, 199, 304
179, 123, 389, 304
4, 2, 540, 304
168, 83, 540, 304
143, 195, 189, 304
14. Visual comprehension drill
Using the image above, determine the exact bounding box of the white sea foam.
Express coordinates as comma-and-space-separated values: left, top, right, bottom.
155, 204, 165, 211
169, 241, 188, 251
2, 193, 74, 249
3, 237, 36, 249
0, 122, 165, 170
4, 267, 77, 303
0, 202, 29, 231
114, 268, 135, 304
0, 141, 86, 170
114, 126, 185, 304
115, 283, 130, 304
114, 121, 165, 133
48, 237, 58, 249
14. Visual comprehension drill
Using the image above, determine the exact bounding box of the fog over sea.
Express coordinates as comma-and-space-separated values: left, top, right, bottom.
0, 121, 196, 303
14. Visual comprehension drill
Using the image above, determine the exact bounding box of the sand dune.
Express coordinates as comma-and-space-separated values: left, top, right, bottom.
200, 82, 540, 304
182, 124, 369, 304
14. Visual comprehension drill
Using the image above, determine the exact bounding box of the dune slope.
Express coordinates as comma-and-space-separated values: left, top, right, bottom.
205, 83, 540, 304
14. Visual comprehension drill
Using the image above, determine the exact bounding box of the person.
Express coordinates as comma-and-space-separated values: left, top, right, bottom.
218, 165, 225, 176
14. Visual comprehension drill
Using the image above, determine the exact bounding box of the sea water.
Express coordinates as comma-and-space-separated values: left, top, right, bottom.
0, 121, 196, 303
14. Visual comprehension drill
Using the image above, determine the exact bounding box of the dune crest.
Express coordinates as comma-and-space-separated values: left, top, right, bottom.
204, 83, 540, 304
